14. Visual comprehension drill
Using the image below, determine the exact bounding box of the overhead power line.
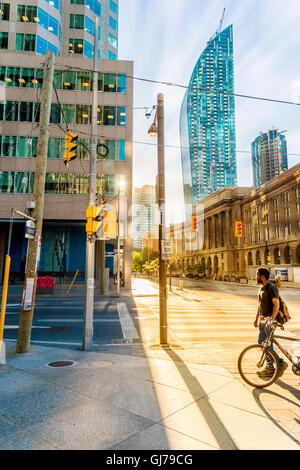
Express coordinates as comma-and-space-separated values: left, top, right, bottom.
59, 64, 300, 107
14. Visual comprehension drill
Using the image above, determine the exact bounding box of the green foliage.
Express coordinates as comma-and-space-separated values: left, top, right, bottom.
143, 258, 159, 273
132, 247, 159, 272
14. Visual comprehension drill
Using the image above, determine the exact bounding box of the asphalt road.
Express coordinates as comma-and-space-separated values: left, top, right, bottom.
3, 278, 300, 350
3, 297, 127, 350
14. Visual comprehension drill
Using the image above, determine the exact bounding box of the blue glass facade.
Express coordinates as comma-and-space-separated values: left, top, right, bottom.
180, 25, 237, 215
251, 129, 288, 187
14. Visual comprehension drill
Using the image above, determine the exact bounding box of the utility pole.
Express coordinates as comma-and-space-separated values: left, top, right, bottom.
16, 51, 55, 353
157, 93, 167, 345
82, 17, 98, 351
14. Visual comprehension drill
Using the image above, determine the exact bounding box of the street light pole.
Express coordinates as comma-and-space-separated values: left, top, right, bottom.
149, 93, 167, 345
83, 17, 98, 351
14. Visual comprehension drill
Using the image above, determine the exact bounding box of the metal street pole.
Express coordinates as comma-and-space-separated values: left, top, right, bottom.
83, 18, 98, 351
16, 51, 55, 353
157, 93, 168, 345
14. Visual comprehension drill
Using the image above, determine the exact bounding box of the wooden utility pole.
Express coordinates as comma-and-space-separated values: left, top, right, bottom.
157, 93, 167, 345
16, 51, 55, 353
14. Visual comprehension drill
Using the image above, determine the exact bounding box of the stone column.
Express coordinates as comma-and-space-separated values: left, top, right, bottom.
224, 208, 231, 249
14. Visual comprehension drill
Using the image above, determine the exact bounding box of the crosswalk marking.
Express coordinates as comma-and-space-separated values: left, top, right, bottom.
117, 302, 139, 340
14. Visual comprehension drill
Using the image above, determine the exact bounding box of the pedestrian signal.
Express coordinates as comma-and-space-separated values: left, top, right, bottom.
235, 221, 243, 237
103, 210, 117, 239
64, 131, 78, 168
86, 205, 104, 236
192, 216, 198, 232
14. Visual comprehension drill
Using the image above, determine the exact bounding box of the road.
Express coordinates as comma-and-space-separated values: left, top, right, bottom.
3, 297, 129, 349
3, 279, 300, 350
134, 278, 300, 345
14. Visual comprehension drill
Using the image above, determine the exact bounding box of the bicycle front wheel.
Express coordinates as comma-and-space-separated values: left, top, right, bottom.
238, 344, 280, 388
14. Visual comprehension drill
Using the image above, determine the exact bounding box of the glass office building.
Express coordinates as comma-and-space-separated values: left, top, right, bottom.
180, 25, 237, 217
0, 0, 134, 288
251, 129, 288, 188
0, 0, 118, 59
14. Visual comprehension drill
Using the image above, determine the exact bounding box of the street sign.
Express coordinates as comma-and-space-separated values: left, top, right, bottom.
161, 240, 172, 260
24, 220, 36, 239
22, 276, 35, 311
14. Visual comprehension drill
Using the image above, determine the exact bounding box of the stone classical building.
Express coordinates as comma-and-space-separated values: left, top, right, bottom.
167, 163, 300, 281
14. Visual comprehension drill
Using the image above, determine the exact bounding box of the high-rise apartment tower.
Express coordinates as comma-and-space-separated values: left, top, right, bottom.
132, 185, 156, 250
251, 129, 288, 187
180, 25, 237, 217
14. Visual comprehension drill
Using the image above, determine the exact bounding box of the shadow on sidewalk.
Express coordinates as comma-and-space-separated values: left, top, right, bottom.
162, 347, 238, 450
252, 386, 300, 446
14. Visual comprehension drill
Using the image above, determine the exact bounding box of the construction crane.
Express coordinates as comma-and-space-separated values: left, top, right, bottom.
207, 8, 226, 43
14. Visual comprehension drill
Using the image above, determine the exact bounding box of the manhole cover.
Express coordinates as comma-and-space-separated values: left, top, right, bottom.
47, 361, 74, 368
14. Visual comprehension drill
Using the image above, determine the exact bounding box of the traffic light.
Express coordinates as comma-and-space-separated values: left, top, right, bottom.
64, 131, 78, 168
103, 209, 117, 239
86, 205, 104, 237
235, 221, 243, 237
192, 215, 198, 232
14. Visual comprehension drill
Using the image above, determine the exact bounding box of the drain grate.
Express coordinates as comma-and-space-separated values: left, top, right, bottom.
47, 360, 74, 368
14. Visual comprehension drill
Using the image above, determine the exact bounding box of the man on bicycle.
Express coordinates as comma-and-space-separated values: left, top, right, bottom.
254, 267, 288, 377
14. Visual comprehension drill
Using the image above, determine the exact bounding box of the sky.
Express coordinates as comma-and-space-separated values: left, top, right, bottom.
118, 0, 300, 223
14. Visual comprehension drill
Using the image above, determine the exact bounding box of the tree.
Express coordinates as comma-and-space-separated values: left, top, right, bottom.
132, 247, 159, 273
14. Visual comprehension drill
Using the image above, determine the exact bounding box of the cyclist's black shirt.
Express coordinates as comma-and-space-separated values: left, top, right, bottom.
258, 281, 279, 317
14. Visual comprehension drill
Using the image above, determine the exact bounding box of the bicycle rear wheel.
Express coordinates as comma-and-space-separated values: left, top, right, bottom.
238, 344, 280, 388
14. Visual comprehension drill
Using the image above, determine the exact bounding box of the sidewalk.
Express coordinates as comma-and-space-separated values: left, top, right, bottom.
0, 279, 299, 450
0, 341, 299, 450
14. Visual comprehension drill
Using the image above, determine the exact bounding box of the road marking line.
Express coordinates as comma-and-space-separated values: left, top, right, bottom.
117, 303, 139, 340
37, 319, 119, 323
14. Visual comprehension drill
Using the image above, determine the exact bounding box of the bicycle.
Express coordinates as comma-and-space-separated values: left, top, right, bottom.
238, 321, 300, 388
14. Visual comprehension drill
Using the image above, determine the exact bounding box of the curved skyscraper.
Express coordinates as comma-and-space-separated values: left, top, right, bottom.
180, 25, 237, 217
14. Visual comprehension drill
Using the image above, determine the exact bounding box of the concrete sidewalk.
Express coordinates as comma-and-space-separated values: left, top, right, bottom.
0, 340, 299, 450
1, 278, 299, 450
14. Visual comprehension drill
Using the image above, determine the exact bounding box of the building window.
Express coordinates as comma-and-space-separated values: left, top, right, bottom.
85, 0, 101, 16
69, 38, 83, 54
76, 71, 91, 91
108, 33, 118, 50
0, 171, 34, 193
103, 106, 116, 125
17, 5, 37, 22
247, 252, 253, 266
62, 70, 76, 90
15, 33, 36, 51
69, 13, 84, 29
296, 187, 299, 198
109, 15, 118, 32
76, 104, 90, 124
0, 31, 8, 49
84, 40, 94, 58
283, 191, 289, 203
37, 8, 59, 35
85, 16, 95, 35
0, 3, 10, 20
274, 248, 281, 264
284, 246, 292, 264
109, 0, 118, 15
